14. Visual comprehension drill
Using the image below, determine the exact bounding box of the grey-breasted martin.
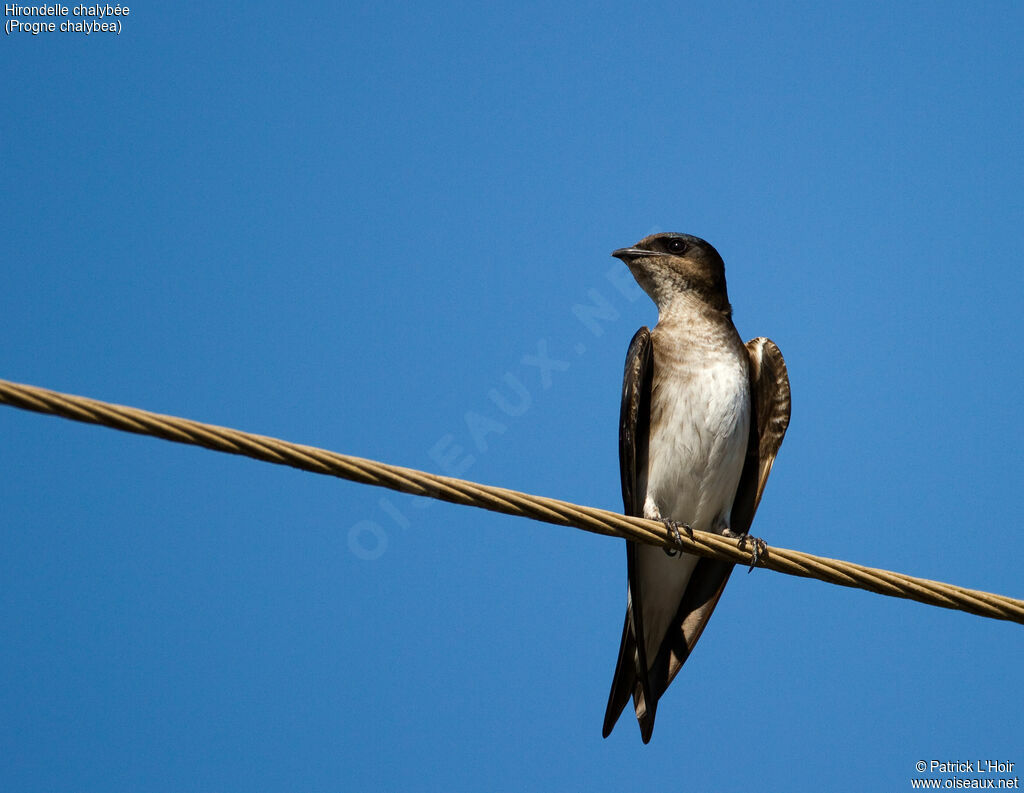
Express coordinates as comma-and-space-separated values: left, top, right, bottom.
602, 232, 791, 743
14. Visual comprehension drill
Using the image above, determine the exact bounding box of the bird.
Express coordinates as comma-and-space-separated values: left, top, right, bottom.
602, 232, 791, 743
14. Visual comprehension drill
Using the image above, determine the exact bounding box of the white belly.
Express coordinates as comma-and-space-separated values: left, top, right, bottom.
635, 335, 750, 663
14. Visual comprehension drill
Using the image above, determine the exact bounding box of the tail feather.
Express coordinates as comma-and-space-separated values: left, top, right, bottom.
602, 613, 636, 738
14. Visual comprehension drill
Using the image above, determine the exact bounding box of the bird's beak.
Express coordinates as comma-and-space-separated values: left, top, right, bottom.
612, 247, 658, 261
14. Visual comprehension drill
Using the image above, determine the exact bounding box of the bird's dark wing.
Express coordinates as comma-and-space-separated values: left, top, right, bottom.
733, 337, 792, 531
602, 327, 655, 740
648, 336, 791, 697
648, 557, 734, 701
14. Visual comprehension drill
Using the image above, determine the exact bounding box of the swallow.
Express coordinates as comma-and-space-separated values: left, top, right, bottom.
602, 232, 791, 743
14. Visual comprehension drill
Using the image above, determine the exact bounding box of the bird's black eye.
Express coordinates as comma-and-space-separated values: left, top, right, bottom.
666, 238, 688, 254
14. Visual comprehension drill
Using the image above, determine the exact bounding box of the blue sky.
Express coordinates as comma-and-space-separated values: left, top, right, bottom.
2, 2, 1022, 791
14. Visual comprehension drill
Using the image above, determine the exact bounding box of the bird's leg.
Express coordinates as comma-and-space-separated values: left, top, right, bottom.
644, 503, 692, 558
661, 520, 693, 557
729, 532, 768, 572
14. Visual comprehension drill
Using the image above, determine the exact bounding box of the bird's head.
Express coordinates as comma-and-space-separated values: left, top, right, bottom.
612, 232, 731, 317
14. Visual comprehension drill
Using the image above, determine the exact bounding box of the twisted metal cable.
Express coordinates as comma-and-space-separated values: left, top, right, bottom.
2, 376, 1021, 625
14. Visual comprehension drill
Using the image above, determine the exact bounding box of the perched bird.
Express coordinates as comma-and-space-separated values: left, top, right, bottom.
602, 232, 791, 743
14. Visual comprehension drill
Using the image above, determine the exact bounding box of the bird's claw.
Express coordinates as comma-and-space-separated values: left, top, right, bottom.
736, 534, 768, 572
661, 520, 693, 557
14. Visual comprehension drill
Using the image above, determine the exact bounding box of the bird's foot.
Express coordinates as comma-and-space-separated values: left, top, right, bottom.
661, 520, 693, 557
733, 533, 768, 572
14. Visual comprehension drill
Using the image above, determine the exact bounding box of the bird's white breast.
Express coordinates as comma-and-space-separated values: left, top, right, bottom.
644, 337, 750, 530
635, 317, 751, 663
